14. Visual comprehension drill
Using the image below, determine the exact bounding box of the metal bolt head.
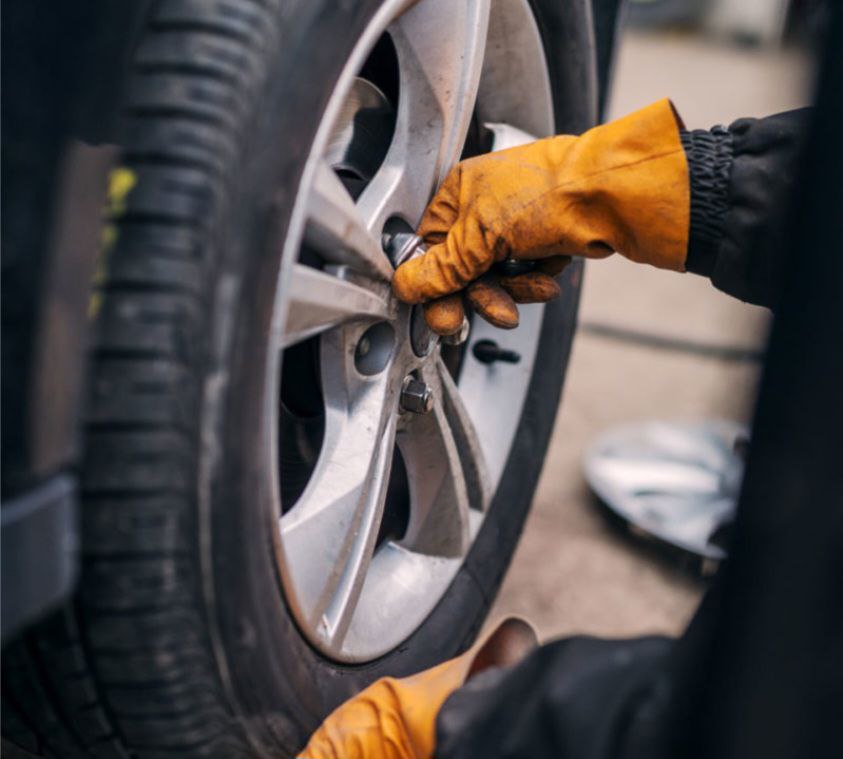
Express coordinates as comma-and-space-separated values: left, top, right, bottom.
400, 376, 433, 414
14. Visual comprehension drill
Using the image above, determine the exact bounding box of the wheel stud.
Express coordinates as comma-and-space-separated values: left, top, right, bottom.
400, 376, 433, 414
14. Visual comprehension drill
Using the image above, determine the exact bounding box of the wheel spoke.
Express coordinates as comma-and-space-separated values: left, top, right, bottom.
473, 0, 556, 138
305, 161, 394, 280
279, 334, 398, 647
356, 0, 490, 230
281, 263, 393, 348
432, 358, 491, 512
396, 356, 491, 557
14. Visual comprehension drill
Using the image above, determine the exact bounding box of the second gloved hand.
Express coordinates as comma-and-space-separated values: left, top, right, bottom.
297, 619, 537, 759
393, 99, 690, 334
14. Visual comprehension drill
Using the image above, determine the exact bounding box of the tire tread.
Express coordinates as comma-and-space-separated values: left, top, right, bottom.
1, 0, 277, 755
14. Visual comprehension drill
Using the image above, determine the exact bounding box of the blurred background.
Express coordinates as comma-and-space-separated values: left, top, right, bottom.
490, 0, 816, 640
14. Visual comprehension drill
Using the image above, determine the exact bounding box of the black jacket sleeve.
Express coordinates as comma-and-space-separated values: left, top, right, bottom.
434, 111, 814, 759
434, 586, 731, 759
681, 109, 810, 308
436, 636, 675, 759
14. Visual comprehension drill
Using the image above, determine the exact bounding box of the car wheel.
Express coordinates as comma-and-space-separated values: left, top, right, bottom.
2, 0, 596, 755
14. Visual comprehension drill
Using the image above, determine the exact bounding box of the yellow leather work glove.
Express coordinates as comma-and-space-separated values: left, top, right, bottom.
297, 619, 536, 759
393, 99, 689, 334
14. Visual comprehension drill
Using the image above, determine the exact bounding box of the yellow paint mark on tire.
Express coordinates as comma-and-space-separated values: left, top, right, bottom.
89, 167, 137, 319
107, 168, 137, 217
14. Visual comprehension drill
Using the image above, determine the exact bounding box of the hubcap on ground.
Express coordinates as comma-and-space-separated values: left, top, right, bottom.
269, 0, 556, 662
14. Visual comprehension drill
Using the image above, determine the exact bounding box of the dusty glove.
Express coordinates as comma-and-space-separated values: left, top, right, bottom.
393, 98, 689, 333
297, 619, 536, 759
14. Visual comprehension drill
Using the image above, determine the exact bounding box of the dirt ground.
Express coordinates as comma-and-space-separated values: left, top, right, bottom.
488, 30, 812, 641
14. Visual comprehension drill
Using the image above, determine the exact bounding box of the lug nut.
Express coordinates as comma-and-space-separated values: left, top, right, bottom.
400, 376, 433, 414
472, 339, 521, 365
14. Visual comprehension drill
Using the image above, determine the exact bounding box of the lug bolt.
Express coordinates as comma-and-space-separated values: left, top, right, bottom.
472, 339, 521, 365
400, 376, 433, 414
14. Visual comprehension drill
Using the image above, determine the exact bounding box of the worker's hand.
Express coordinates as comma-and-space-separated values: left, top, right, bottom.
393, 99, 689, 334
297, 618, 536, 759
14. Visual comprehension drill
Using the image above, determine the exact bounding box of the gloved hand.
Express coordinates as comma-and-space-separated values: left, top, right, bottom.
297, 618, 536, 759
393, 99, 689, 334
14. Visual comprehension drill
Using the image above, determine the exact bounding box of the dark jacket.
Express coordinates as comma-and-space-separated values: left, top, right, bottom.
435, 109, 812, 759
682, 109, 809, 307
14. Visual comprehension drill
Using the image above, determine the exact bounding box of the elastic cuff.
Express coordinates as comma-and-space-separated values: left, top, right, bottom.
680, 126, 733, 276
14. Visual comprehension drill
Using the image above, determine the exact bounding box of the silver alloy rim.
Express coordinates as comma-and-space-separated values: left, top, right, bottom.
269, 0, 555, 662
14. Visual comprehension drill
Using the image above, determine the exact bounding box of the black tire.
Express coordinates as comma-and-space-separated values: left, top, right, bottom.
2, 0, 596, 756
